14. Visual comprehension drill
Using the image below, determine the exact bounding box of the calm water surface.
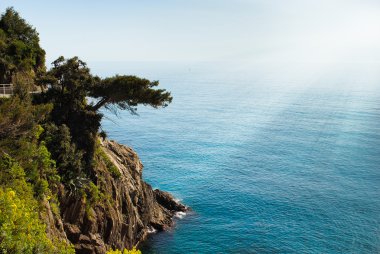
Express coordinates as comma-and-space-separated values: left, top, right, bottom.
98, 62, 380, 253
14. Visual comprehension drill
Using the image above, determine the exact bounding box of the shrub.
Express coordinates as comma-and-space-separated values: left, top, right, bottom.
0, 187, 75, 254
41, 123, 84, 184
95, 144, 121, 179
0, 188, 49, 253
0, 154, 31, 199
106, 247, 142, 254
85, 181, 100, 205
34, 179, 49, 199
0, 156, 75, 254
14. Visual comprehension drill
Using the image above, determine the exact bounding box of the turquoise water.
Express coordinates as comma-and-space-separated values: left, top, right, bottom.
98, 62, 380, 253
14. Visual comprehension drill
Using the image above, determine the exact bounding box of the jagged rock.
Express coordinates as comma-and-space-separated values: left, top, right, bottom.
154, 189, 187, 212
45, 139, 186, 254
40, 198, 70, 245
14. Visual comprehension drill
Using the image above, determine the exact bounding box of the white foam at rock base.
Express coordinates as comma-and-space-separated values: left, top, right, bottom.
147, 226, 157, 234
175, 211, 186, 219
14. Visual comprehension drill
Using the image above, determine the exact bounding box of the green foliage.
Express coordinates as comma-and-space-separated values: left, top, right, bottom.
85, 181, 101, 205
12, 127, 59, 200
107, 160, 121, 179
0, 7, 45, 83
0, 187, 75, 254
0, 149, 57, 199
34, 179, 49, 200
42, 123, 84, 184
82, 181, 102, 219
39, 56, 172, 179
37, 56, 101, 172
95, 143, 121, 178
0, 96, 51, 141
90, 75, 172, 114
50, 198, 60, 217
12, 71, 35, 99
0, 154, 74, 253
106, 247, 142, 254
0, 8, 39, 43
0, 187, 51, 253
0, 154, 32, 199
0, 83, 55, 193
0, 91, 58, 200
50, 237, 75, 254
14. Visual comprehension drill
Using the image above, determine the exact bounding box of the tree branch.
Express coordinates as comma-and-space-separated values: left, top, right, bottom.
90, 97, 109, 111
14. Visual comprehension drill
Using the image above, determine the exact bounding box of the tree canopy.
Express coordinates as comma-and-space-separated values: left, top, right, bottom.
90, 75, 172, 114
41, 56, 172, 114
38, 56, 172, 174
0, 7, 45, 83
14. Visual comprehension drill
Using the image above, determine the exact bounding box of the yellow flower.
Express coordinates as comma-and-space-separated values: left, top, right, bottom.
8, 190, 15, 198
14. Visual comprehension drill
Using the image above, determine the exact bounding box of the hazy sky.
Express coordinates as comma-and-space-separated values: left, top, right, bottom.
1, 0, 380, 63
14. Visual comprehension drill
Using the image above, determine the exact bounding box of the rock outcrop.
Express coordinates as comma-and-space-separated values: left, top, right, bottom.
45, 139, 186, 254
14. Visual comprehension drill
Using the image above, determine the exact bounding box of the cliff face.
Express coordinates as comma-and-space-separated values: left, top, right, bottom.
43, 139, 186, 254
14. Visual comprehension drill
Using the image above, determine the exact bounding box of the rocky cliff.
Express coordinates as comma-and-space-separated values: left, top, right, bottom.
43, 139, 186, 254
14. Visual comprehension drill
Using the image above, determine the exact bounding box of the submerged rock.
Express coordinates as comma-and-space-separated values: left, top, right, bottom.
44, 139, 186, 254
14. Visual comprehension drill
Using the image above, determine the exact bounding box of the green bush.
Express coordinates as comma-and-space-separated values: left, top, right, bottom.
10, 126, 59, 200
41, 123, 84, 184
0, 187, 75, 254
0, 154, 74, 253
0, 7, 46, 82
106, 247, 142, 254
0, 187, 50, 253
95, 143, 121, 179
0, 154, 31, 199
34, 179, 49, 199
85, 181, 101, 205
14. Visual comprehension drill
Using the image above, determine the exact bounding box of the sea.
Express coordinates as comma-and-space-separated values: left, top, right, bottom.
95, 61, 380, 254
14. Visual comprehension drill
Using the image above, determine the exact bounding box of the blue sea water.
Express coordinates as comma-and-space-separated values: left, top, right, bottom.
97, 62, 380, 254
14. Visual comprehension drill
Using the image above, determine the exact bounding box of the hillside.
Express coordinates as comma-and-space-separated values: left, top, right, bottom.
0, 8, 185, 254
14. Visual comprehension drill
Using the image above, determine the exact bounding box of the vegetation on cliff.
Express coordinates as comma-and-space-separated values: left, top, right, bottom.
0, 7, 175, 253
106, 247, 141, 254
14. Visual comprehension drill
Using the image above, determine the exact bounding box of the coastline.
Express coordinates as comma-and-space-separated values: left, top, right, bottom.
45, 139, 187, 253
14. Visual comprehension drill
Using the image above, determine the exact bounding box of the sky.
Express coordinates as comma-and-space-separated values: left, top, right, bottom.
1, 0, 380, 64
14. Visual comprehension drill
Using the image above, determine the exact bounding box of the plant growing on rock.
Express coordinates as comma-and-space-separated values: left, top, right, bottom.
106, 247, 142, 254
